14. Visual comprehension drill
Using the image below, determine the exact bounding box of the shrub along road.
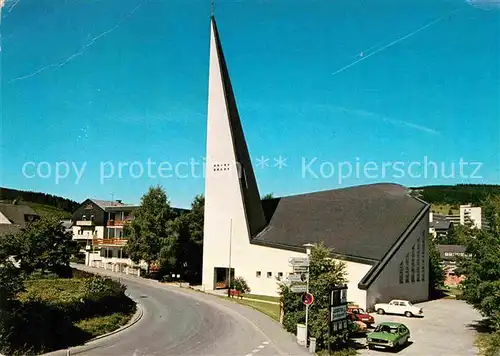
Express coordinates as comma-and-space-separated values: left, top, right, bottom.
68, 265, 309, 356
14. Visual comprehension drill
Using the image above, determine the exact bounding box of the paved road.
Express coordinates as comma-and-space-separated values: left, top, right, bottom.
71, 265, 309, 356
356, 299, 482, 356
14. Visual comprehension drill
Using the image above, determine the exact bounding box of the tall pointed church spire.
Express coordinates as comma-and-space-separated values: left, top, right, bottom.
204, 17, 267, 238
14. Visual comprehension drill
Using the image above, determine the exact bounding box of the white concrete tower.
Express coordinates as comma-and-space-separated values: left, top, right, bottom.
202, 16, 267, 290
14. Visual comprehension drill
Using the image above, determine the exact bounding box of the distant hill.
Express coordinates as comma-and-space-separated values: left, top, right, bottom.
0, 187, 79, 219
410, 184, 500, 206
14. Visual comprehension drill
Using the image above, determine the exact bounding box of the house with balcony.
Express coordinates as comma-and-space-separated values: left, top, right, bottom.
71, 199, 140, 272
72, 198, 188, 274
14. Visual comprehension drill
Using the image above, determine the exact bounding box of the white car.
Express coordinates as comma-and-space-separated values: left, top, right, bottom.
373, 300, 423, 317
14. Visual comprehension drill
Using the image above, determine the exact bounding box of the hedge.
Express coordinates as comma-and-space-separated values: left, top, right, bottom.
1, 274, 135, 355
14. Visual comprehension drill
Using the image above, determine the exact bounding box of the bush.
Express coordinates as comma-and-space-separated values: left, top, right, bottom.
278, 243, 348, 351
230, 276, 251, 293
70, 268, 95, 279
5, 276, 135, 354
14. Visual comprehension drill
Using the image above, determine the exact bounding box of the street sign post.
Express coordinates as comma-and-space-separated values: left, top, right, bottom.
331, 305, 347, 321
302, 292, 314, 306
293, 266, 308, 273
287, 273, 304, 283
288, 256, 309, 267
290, 283, 307, 293
328, 285, 348, 355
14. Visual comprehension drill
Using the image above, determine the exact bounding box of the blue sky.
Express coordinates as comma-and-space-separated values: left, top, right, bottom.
1, 0, 499, 208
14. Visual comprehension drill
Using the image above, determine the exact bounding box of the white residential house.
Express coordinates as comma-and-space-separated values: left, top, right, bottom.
71, 198, 188, 274
71, 199, 141, 272
201, 16, 430, 311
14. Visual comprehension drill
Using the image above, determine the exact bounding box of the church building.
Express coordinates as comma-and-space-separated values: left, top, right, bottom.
202, 16, 430, 310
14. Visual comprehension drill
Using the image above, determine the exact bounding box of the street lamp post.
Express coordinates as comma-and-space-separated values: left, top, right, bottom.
227, 218, 233, 297
303, 243, 314, 347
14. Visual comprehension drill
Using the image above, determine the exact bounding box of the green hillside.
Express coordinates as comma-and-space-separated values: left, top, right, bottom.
410, 184, 500, 206
25, 202, 72, 219
0, 187, 78, 219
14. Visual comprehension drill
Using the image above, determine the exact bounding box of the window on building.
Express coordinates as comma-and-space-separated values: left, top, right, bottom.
421, 237, 425, 281
267, 272, 272, 278
256, 271, 261, 278
405, 253, 410, 283
278, 272, 283, 280
416, 238, 421, 282
108, 228, 115, 238
399, 261, 404, 284
411, 245, 415, 283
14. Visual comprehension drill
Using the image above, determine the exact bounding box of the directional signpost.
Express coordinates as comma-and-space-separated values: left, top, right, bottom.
288, 256, 310, 267
287, 273, 304, 283
328, 285, 348, 355
293, 266, 308, 273
290, 284, 307, 293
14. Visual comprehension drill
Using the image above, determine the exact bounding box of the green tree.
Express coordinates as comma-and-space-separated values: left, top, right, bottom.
9, 217, 78, 277
124, 186, 176, 274
0, 260, 24, 354
261, 193, 274, 200
160, 195, 205, 283
428, 233, 445, 297
279, 243, 347, 350
230, 276, 250, 293
456, 195, 500, 330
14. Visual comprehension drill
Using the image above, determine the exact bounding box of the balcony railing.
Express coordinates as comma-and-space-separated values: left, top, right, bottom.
107, 219, 132, 227
93, 238, 127, 246
76, 220, 94, 226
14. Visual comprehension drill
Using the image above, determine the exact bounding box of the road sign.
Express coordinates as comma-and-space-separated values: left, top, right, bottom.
331, 305, 347, 321
293, 266, 308, 273
302, 292, 314, 306
290, 283, 307, 293
286, 273, 304, 282
288, 256, 309, 267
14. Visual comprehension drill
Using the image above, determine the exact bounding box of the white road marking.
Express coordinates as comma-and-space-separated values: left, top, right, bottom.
258, 345, 265, 349
262, 341, 269, 345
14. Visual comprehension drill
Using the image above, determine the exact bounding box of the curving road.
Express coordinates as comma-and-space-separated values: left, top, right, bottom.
66, 265, 310, 356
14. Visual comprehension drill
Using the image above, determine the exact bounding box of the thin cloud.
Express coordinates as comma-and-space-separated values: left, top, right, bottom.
337, 106, 441, 135
9, 0, 147, 83
331, 8, 461, 77
7, 0, 20, 12
466, 0, 500, 9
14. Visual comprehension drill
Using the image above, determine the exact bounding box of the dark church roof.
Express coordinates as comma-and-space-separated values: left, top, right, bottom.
253, 183, 428, 264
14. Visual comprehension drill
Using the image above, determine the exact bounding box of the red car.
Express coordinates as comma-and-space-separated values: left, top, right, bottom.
348, 306, 375, 327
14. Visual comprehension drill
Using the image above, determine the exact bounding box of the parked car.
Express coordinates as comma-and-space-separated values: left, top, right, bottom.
374, 299, 423, 317
348, 306, 375, 327
348, 314, 368, 334
366, 322, 410, 350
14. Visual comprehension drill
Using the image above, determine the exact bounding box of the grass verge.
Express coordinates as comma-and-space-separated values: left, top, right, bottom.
243, 293, 280, 303
475, 324, 500, 356
75, 312, 134, 338
7, 271, 136, 355
235, 299, 281, 321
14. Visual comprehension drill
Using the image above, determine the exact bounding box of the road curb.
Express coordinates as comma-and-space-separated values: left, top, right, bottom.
41, 300, 144, 356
